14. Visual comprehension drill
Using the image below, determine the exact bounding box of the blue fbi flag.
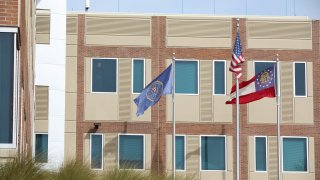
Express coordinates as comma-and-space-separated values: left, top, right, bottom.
134, 64, 173, 116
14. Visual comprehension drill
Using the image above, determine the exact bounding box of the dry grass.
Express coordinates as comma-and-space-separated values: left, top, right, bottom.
0, 156, 193, 180
0, 156, 50, 180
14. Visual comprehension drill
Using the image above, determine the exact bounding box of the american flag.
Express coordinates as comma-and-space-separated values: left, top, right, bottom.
229, 31, 245, 79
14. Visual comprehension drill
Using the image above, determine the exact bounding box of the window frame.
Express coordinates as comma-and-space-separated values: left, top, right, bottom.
175, 135, 186, 171
293, 62, 307, 97
90, 57, 118, 94
131, 58, 146, 94
282, 136, 309, 173
212, 60, 226, 96
33, 133, 49, 163
90, 133, 104, 170
199, 135, 227, 172
0, 27, 19, 149
175, 59, 199, 95
118, 133, 145, 170
254, 136, 268, 173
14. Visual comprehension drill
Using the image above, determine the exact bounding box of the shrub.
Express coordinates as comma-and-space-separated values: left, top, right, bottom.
0, 156, 49, 180
53, 160, 96, 180
100, 168, 145, 180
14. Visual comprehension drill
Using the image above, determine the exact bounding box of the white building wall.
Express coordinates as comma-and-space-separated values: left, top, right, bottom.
35, 0, 66, 169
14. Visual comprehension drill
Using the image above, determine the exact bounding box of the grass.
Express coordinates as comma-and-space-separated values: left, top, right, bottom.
0, 156, 50, 180
0, 156, 193, 180
52, 160, 96, 180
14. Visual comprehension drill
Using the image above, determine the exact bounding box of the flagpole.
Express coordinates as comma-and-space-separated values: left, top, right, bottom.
236, 80, 240, 180
236, 18, 240, 180
172, 53, 176, 180
276, 54, 282, 180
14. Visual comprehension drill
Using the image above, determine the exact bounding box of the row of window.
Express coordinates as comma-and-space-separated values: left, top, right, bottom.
91, 59, 308, 97
255, 136, 308, 172
92, 59, 226, 95
87, 134, 308, 172
33, 134, 308, 173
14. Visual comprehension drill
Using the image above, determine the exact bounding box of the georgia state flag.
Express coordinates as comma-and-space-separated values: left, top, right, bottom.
226, 65, 276, 104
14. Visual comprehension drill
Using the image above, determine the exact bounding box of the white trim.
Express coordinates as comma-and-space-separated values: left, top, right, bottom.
91, 58, 118, 94
282, 136, 309, 173
254, 136, 268, 173
131, 58, 146, 94
118, 133, 145, 170
33, 133, 49, 163
175, 134, 186, 171
0, 32, 18, 148
293, 62, 307, 97
0, 27, 18, 33
89, 133, 104, 170
199, 135, 227, 172
175, 59, 199, 95
213, 60, 227, 96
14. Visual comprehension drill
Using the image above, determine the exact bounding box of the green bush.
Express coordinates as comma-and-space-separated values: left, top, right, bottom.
100, 168, 145, 180
0, 155, 193, 180
0, 156, 49, 180
100, 168, 192, 180
52, 160, 96, 180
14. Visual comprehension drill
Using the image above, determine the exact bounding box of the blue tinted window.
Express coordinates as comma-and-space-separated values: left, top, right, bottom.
283, 138, 307, 172
255, 137, 267, 171
35, 134, 48, 163
214, 61, 225, 94
133, 60, 144, 93
294, 63, 306, 96
255, 62, 276, 75
0, 33, 14, 144
92, 59, 117, 92
175, 61, 198, 94
201, 136, 226, 170
91, 134, 103, 169
119, 135, 144, 169
176, 136, 185, 170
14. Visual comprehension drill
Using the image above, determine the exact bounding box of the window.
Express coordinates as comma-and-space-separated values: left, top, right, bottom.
119, 134, 144, 169
176, 136, 185, 170
213, 61, 226, 95
90, 134, 103, 169
294, 62, 306, 96
0, 28, 18, 148
175, 60, 198, 94
35, 134, 48, 163
92, 58, 117, 92
132, 59, 145, 93
201, 136, 226, 171
283, 137, 308, 172
255, 137, 267, 171
254, 62, 276, 75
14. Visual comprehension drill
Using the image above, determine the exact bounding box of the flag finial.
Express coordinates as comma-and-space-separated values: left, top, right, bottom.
236, 18, 240, 28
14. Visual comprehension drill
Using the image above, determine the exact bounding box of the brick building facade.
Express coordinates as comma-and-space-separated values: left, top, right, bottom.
44, 12, 320, 180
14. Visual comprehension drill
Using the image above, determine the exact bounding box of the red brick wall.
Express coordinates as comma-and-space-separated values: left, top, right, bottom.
0, 0, 18, 26
75, 15, 320, 179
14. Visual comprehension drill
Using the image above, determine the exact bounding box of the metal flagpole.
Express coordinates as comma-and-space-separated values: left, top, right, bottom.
172, 53, 176, 180
236, 78, 240, 180
276, 54, 282, 180
236, 19, 240, 180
